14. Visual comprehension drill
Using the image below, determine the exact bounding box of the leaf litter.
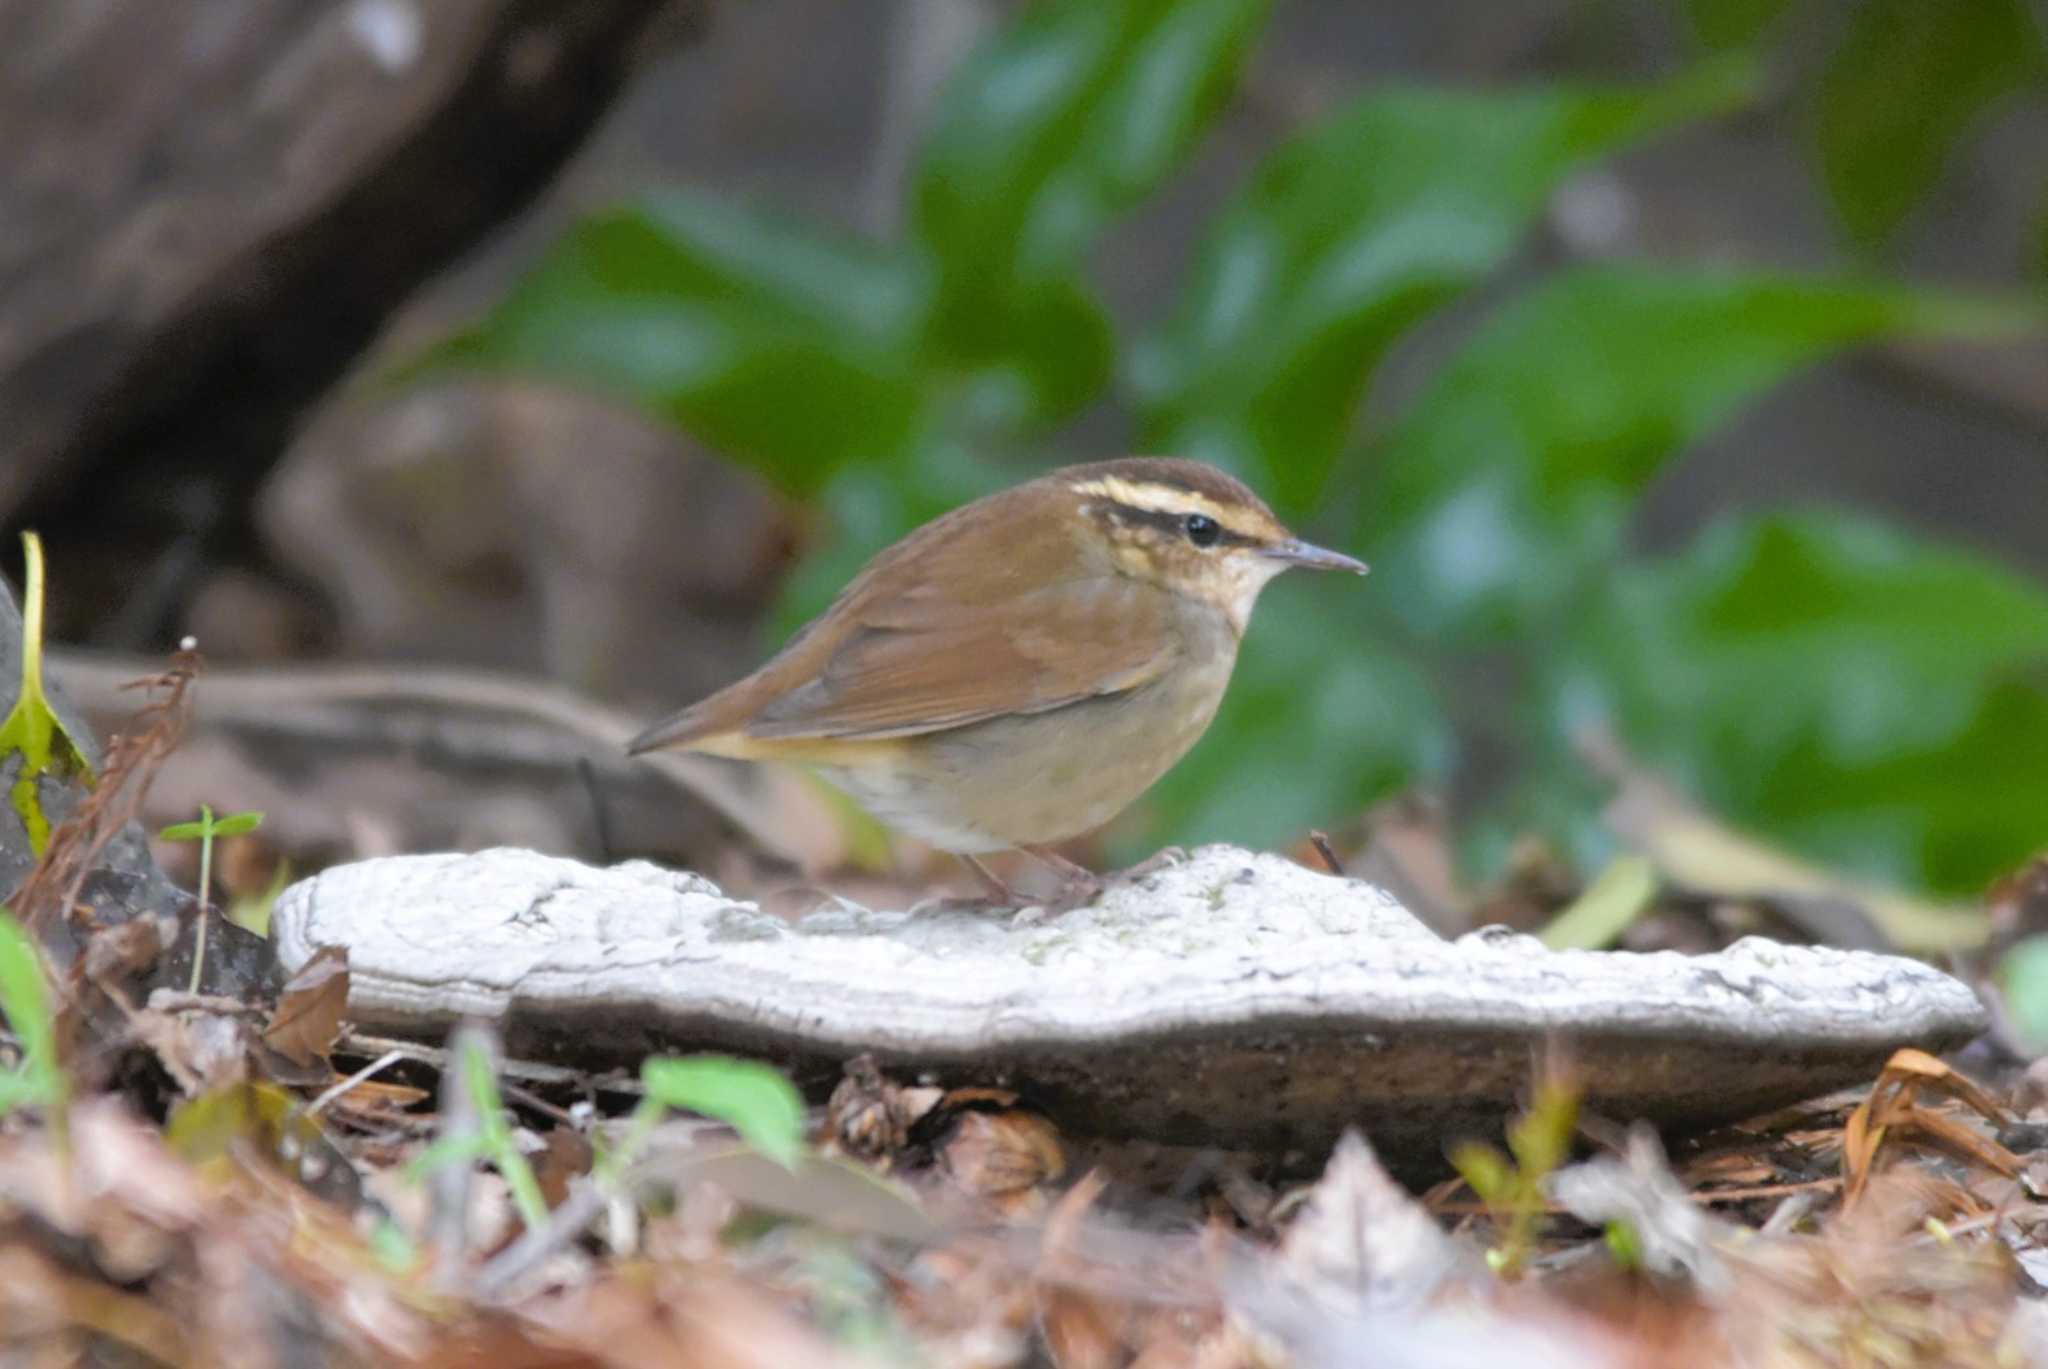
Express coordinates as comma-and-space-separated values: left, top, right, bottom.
3, 648, 2047, 1364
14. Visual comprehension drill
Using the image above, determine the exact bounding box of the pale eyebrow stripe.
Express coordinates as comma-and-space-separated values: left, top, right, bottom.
1067, 476, 1230, 520
1069, 476, 1266, 546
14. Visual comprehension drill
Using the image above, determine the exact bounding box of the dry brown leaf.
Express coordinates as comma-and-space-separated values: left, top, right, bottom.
535, 1128, 595, 1211
1844, 1050, 2020, 1207
0, 1243, 197, 1367
823, 1052, 941, 1168
1126, 1307, 1256, 1369
9, 645, 198, 933
892, 1238, 1038, 1357
134, 1002, 258, 1095
262, 944, 350, 1068
931, 1101, 1067, 1214
1720, 1170, 2029, 1368
523, 1265, 858, 1368
1035, 1171, 1128, 1369
1273, 1128, 1478, 1311
1040, 1284, 1128, 1369
321, 1076, 432, 1124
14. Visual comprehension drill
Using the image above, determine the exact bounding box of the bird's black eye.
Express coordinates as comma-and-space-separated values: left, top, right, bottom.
1183, 513, 1220, 548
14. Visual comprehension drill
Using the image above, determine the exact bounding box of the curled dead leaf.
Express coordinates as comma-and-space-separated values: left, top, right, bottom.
825, 1052, 940, 1166
910, 1087, 1067, 1214
1843, 1049, 2019, 1208
262, 944, 349, 1069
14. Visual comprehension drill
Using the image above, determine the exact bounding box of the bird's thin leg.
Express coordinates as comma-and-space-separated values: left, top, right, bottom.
1018, 845, 1105, 908
961, 853, 1022, 906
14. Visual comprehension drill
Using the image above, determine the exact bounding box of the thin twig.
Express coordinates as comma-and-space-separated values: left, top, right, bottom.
339, 1031, 643, 1097
1306, 830, 1345, 877
1692, 1177, 1844, 1204
11, 645, 199, 930
306, 1049, 406, 1117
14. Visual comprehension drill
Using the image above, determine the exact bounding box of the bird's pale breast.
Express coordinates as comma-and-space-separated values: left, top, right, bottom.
812, 603, 1238, 852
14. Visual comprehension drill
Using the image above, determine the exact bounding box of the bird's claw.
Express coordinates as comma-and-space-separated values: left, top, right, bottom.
1117, 845, 1190, 883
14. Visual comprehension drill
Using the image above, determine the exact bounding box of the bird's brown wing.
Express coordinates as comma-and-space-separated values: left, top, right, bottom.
743, 573, 1178, 740
627, 482, 1177, 754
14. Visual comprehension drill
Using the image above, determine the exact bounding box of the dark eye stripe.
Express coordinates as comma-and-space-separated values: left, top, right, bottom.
1102, 501, 1257, 547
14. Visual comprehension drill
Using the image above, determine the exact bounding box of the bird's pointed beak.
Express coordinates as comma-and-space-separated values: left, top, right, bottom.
1264, 538, 1368, 574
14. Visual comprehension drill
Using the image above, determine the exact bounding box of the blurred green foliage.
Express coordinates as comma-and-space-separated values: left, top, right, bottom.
1816, 0, 2046, 252
1999, 934, 2048, 1049
1, 532, 95, 858
1681, 0, 1794, 51
432, 0, 2048, 899
1133, 62, 1759, 510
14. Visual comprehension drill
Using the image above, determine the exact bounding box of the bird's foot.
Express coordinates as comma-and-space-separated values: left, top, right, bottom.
1019, 845, 1107, 913
908, 857, 1021, 918
945, 849, 1109, 922
1115, 845, 1190, 884
908, 892, 1009, 918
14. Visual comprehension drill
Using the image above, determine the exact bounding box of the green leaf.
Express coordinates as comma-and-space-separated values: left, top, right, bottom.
2033, 179, 2048, 281
1363, 265, 2037, 644
167, 1080, 321, 1167
1134, 59, 1758, 514
368, 1217, 422, 1274
0, 533, 96, 857
461, 1039, 549, 1229
1449, 1140, 1511, 1201
1539, 855, 1657, 950
432, 191, 933, 495
1817, 0, 2046, 250
1507, 1072, 1579, 1177
161, 805, 261, 842
229, 857, 291, 939
1448, 1068, 1580, 1281
914, 0, 1271, 422
1682, 0, 1794, 51
1565, 510, 2048, 894
402, 1040, 549, 1231
1604, 1219, 1645, 1269
1997, 934, 2048, 1052
0, 909, 63, 1117
642, 1055, 806, 1171
1126, 583, 1453, 856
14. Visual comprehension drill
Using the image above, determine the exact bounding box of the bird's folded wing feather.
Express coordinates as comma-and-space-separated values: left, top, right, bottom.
746, 575, 1177, 739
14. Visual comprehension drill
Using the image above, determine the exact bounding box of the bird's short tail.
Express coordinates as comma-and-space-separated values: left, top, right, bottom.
625, 705, 711, 756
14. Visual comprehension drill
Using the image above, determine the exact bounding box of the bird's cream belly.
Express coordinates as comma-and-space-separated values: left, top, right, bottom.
812, 653, 1235, 853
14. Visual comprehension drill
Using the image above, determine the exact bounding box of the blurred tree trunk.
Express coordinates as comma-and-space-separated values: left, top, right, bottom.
0, 0, 691, 522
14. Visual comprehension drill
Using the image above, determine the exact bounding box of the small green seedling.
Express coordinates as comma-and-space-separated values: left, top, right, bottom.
1450, 1068, 1581, 1279
159, 805, 264, 994
407, 1036, 550, 1232
0, 908, 67, 1131
406, 1048, 808, 1243
0, 532, 96, 857
607, 1053, 808, 1179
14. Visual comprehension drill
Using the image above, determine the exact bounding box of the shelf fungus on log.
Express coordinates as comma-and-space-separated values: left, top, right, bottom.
272, 845, 1987, 1168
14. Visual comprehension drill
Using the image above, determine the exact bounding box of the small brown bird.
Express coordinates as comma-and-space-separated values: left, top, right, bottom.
628, 457, 1366, 904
